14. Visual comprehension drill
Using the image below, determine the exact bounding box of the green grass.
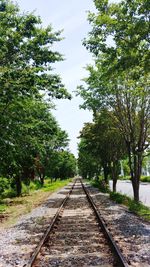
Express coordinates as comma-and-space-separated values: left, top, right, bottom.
1, 177, 72, 199
0, 203, 7, 213
42, 178, 72, 192
88, 178, 150, 222
110, 191, 150, 221
0, 178, 72, 228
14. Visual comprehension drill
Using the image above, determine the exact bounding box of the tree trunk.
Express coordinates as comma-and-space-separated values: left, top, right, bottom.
103, 163, 109, 184
127, 143, 142, 202
111, 161, 118, 192
132, 178, 140, 202
39, 172, 45, 186
40, 176, 44, 186
113, 178, 117, 192
16, 176, 22, 196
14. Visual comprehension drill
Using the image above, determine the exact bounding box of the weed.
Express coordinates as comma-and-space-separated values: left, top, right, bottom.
90, 179, 110, 193
0, 203, 7, 213
110, 191, 150, 221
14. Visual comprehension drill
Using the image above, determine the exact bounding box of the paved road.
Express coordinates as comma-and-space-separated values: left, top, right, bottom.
109, 180, 150, 207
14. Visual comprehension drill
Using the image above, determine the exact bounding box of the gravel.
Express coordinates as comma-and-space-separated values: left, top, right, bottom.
0, 185, 72, 267
0, 181, 149, 267
87, 184, 150, 267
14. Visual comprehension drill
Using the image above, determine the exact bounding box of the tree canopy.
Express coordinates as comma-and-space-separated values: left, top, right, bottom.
77, 0, 150, 201
0, 0, 74, 196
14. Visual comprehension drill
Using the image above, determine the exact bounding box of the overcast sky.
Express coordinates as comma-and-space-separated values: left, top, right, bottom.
17, 0, 96, 157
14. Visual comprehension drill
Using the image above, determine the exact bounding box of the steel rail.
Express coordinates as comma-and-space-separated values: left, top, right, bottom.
25, 180, 76, 267
80, 179, 129, 267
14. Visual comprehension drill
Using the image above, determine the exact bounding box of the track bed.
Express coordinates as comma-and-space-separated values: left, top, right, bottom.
31, 181, 127, 267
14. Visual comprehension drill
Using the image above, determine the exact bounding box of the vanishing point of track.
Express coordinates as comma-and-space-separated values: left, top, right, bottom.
26, 179, 129, 267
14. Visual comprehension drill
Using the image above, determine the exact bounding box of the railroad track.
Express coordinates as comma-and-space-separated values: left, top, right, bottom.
26, 179, 129, 267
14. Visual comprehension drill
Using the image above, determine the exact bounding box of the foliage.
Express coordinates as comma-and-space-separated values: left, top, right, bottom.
77, 0, 150, 201
0, 0, 72, 196
47, 151, 77, 180
78, 138, 100, 179
0, 177, 10, 195
78, 109, 126, 190
90, 178, 110, 193
122, 159, 130, 177
140, 176, 150, 183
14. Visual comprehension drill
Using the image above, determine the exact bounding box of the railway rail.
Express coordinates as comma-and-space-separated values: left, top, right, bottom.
26, 179, 129, 267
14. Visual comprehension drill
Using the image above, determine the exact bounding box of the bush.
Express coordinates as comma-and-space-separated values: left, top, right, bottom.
29, 180, 42, 191
2, 188, 17, 198
22, 183, 30, 195
110, 191, 130, 204
0, 177, 10, 195
91, 179, 110, 193
140, 176, 150, 183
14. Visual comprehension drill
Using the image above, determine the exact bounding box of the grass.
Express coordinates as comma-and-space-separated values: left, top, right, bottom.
88, 178, 150, 222
110, 191, 150, 221
0, 203, 7, 213
0, 178, 72, 228
42, 179, 72, 192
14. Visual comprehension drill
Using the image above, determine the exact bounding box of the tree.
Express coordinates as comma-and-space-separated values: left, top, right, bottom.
78, 0, 150, 201
0, 95, 70, 195
0, 0, 71, 195
47, 150, 77, 180
79, 109, 126, 191
35, 124, 69, 185
78, 138, 100, 179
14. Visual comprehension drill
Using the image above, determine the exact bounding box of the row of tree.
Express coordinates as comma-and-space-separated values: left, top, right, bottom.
77, 0, 150, 202
78, 109, 126, 192
0, 0, 76, 196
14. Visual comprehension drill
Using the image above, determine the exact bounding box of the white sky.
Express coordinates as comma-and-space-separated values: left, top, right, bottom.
17, 0, 96, 157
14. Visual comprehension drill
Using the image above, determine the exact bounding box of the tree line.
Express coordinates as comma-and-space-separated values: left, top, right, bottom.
77, 0, 150, 202
0, 0, 76, 197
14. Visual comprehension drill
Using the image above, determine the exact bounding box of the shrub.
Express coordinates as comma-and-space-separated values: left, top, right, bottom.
140, 176, 150, 183
29, 180, 42, 191
110, 191, 130, 204
0, 177, 10, 195
91, 179, 110, 193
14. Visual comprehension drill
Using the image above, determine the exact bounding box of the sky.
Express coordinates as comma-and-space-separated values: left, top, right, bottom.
17, 0, 96, 157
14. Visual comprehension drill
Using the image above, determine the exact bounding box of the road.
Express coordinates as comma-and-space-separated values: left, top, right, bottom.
109, 180, 150, 207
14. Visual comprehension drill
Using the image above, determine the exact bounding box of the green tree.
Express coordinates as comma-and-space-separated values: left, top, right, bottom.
78, 138, 100, 179
35, 126, 69, 185
79, 110, 126, 191
78, 0, 150, 201
0, 0, 71, 196
0, 96, 69, 195
47, 150, 76, 180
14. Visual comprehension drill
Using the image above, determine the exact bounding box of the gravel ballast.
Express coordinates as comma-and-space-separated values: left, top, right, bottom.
0, 185, 70, 267
0, 182, 149, 267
